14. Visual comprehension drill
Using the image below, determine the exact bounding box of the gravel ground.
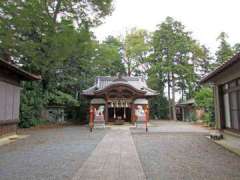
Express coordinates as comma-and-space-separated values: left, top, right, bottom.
0, 126, 107, 180
132, 132, 240, 180
1, 121, 240, 180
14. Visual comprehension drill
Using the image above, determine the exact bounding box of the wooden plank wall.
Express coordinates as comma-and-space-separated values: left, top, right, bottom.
0, 81, 20, 123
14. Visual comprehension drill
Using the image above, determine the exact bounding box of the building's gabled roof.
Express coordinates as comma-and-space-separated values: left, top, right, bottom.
178, 98, 196, 106
0, 59, 41, 81
82, 76, 158, 97
200, 53, 240, 84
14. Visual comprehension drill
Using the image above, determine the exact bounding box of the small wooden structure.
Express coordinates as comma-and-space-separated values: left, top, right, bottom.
200, 53, 240, 133
82, 75, 158, 129
176, 99, 204, 122
0, 59, 40, 136
44, 106, 65, 123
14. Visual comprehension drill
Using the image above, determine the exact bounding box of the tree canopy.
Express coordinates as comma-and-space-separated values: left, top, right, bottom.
1, 1, 239, 125
215, 32, 234, 66
149, 17, 204, 120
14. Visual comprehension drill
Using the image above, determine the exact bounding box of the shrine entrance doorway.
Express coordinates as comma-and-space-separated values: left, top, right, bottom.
107, 98, 132, 124
108, 107, 132, 123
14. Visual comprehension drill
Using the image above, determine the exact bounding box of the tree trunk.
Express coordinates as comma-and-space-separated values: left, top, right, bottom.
171, 73, 177, 121
127, 60, 131, 76
167, 73, 172, 120
128, 66, 131, 76
53, 0, 62, 23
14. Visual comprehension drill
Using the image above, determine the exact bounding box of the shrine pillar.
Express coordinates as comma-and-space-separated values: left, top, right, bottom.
89, 105, 94, 131
90, 98, 106, 129
133, 98, 149, 127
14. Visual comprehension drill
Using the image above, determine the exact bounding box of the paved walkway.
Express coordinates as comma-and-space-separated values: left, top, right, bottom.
1, 121, 240, 180
215, 133, 240, 156
132, 121, 240, 180
0, 126, 107, 180
72, 129, 145, 180
148, 120, 210, 133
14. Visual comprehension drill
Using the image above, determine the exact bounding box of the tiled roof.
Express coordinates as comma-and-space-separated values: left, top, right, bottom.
0, 59, 41, 81
178, 98, 195, 105
200, 53, 240, 84
82, 76, 158, 96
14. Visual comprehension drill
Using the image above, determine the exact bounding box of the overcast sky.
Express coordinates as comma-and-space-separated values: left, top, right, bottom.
94, 0, 240, 54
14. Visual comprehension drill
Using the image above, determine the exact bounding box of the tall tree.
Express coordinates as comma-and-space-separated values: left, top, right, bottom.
120, 28, 151, 76
44, 0, 113, 26
0, 0, 114, 126
91, 36, 125, 76
193, 45, 214, 81
199, 46, 214, 75
147, 62, 169, 119
151, 17, 202, 120
233, 43, 240, 53
215, 32, 234, 66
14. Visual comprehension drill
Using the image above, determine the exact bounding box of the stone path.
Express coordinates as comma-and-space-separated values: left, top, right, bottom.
0, 126, 107, 180
132, 125, 240, 180
148, 120, 210, 133
72, 129, 146, 180
1, 121, 240, 180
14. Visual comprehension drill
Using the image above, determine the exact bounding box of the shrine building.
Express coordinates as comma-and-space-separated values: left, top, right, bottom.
82, 75, 158, 127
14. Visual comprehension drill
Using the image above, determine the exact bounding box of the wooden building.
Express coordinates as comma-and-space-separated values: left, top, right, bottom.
82, 75, 158, 127
200, 53, 240, 133
176, 99, 204, 122
0, 59, 40, 136
42, 105, 65, 123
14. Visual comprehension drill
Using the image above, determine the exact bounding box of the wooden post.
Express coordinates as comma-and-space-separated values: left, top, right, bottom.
147, 105, 150, 122
144, 107, 148, 132
89, 105, 94, 132
182, 106, 185, 121
131, 104, 135, 124
105, 96, 108, 123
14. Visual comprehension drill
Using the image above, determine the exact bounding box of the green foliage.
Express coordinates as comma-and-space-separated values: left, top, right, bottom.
92, 36, 125, 76
233, 43, 240, 53
31, 119, 49, 127
202, 112, 210, 125
149, 96, 169, 119
197, 45, 215, 78
2, 0, 240, 128
0, 0, 114, 128
194, 87, 213, 110
194, 87, 215, 126
150, 17, 204, 119
154, 17, 203, 96
48, 91, 79, 106
121, 28, 151, 76
19, 82, 47, 128
202, 112, 215, 127
19, 118, 48, 128
45, 0, 113, 26
147, 69, 169, 119
215, 32, 234, 66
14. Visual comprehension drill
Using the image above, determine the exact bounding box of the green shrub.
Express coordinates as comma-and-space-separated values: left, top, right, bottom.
19, 118, 49, 128
19, 82, 46, 128
149, 95, 169, 119
203, 112, 210, 125
203, 112, 216, 127
48, 90, 79, 106
31, 119, 49, 126
194, 87, 214, 126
